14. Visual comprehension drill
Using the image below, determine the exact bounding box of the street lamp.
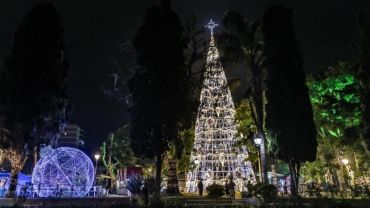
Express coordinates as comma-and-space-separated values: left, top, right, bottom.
341, 159, 349, 166
94, 153, 100, 161
254, 136, 263, 183
341, 158, 351, 197
254, 137, 262, 146
94, 153, 100, 184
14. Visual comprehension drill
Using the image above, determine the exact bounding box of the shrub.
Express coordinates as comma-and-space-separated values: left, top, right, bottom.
258, 184, 278, 203
206, 183, 224, 198
124, 174, 143, 196
247, 183, 277, 204
241, 191, 253, 199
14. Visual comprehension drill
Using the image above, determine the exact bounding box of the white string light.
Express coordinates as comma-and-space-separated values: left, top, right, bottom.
186, 20, 255, 193
32, 146, 95, 197
205, 19, 219, 36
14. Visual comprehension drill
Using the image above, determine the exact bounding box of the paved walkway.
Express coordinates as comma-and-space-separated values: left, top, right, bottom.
0, 196, 131, 207
166, 196, 260, 207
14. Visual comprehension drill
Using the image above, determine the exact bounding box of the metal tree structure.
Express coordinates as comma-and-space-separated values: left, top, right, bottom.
186, 20, 255, 193
32, 146, 95, 197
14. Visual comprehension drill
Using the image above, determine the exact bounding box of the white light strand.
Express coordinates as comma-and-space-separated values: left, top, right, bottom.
186, 22, 255, 193
32, 146, 95, 197
205, 19, 219, 36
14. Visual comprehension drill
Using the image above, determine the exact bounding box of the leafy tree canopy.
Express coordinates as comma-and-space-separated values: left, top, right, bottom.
234, 99, 259, 163
101, 125, 137, 169
307, 62, 361, 141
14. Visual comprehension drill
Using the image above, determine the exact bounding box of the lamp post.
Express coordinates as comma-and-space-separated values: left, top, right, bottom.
340, 158, 350, 197
341, 159, 349, 166
254, 136, 263, 183
94, 153, 100, 185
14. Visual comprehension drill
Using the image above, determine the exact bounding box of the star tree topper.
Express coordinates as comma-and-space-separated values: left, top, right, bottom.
205, 19, 219, 35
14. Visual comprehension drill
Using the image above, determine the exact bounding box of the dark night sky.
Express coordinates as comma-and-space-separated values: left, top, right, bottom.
0, 0, 369, 156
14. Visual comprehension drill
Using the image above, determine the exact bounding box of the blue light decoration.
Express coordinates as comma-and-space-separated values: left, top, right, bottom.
32, 146, 95, 197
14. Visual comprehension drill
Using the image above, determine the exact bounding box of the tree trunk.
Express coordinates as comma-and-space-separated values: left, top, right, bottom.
288, 160, 300, 197
33, 146, 38, 167
7, 169, 20, 197
155, 153, 163, 195
260, 134, 269, 184
108, 165, 116, 191
296, 163, 301, 196
361, 141, 370, 156
288, 162, 295, 196
166, 159, 180, 195
249, 98, 269, 184
110, 176, 116, 193
6, 149, 27, 198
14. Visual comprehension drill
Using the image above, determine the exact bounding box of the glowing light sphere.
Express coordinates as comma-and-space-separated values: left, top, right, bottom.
32, 146, 95, 197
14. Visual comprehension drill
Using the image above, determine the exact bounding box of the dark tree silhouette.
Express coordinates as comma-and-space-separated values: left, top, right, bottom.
129, 0, 192, 195
0, 3, 69, 196
219, 11, 269, 183
357, 14, 370, 153
263, 6, 317, 197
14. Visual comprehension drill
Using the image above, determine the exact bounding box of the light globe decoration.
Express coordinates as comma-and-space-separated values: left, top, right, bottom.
186, 19, 255, 193
32, 146, 95, 197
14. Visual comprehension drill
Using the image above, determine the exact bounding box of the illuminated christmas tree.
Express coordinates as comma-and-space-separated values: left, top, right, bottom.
186, 20, 255, 193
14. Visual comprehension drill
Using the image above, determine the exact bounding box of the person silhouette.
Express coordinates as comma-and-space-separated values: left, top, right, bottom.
224, 181, 230, 196
229, 180, 236, 199
197, 179, 204, 196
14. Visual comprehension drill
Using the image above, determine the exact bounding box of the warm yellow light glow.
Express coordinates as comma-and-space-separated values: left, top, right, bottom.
342, 159, 349, 165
